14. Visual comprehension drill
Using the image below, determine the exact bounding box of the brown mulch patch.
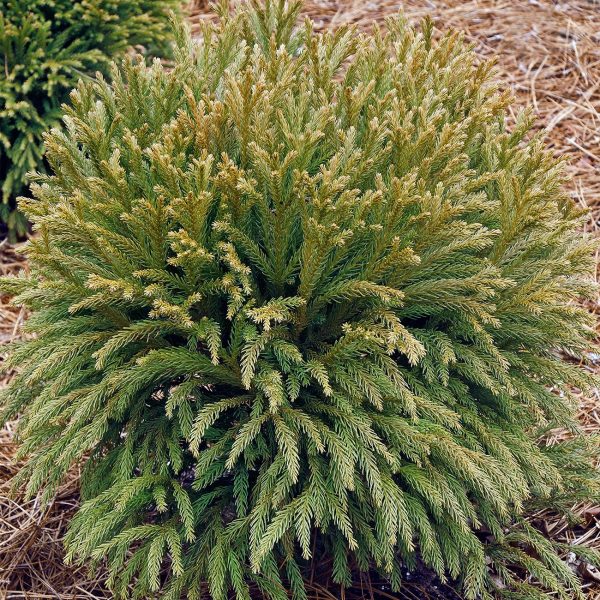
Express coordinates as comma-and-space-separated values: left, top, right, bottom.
0, 424, 112, 600
1, 0, 600, 597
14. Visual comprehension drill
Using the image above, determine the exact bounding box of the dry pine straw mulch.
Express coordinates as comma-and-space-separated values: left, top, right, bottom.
1, 0, 600, 598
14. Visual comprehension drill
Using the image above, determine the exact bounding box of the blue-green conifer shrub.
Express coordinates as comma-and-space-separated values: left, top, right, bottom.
2, 2, 599, 598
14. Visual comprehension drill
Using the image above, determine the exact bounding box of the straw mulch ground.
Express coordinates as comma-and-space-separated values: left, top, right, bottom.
1, 1, 600, 598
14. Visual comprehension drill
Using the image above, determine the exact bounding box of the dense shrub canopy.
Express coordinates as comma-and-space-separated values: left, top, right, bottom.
2, 1, 599, 598
0, 0, 180, 238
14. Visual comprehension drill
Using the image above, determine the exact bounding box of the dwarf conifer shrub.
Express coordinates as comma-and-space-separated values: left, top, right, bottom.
2, 2, 599, 598
0, 0, 180, 239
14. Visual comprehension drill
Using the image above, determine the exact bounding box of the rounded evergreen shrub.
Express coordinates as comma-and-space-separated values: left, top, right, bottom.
2, 2, 599, 598
0, 0, 181, 239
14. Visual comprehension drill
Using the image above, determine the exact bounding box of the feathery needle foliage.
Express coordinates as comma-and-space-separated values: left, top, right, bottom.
0, 0, 181, 239
2, 1, 600, 598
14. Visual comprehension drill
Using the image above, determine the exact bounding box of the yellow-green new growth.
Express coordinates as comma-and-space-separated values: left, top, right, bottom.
2, 1, 599, 598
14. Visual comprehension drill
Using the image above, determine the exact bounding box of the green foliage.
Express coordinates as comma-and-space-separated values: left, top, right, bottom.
2, 1, 600, 597
0, 0, 181, 239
